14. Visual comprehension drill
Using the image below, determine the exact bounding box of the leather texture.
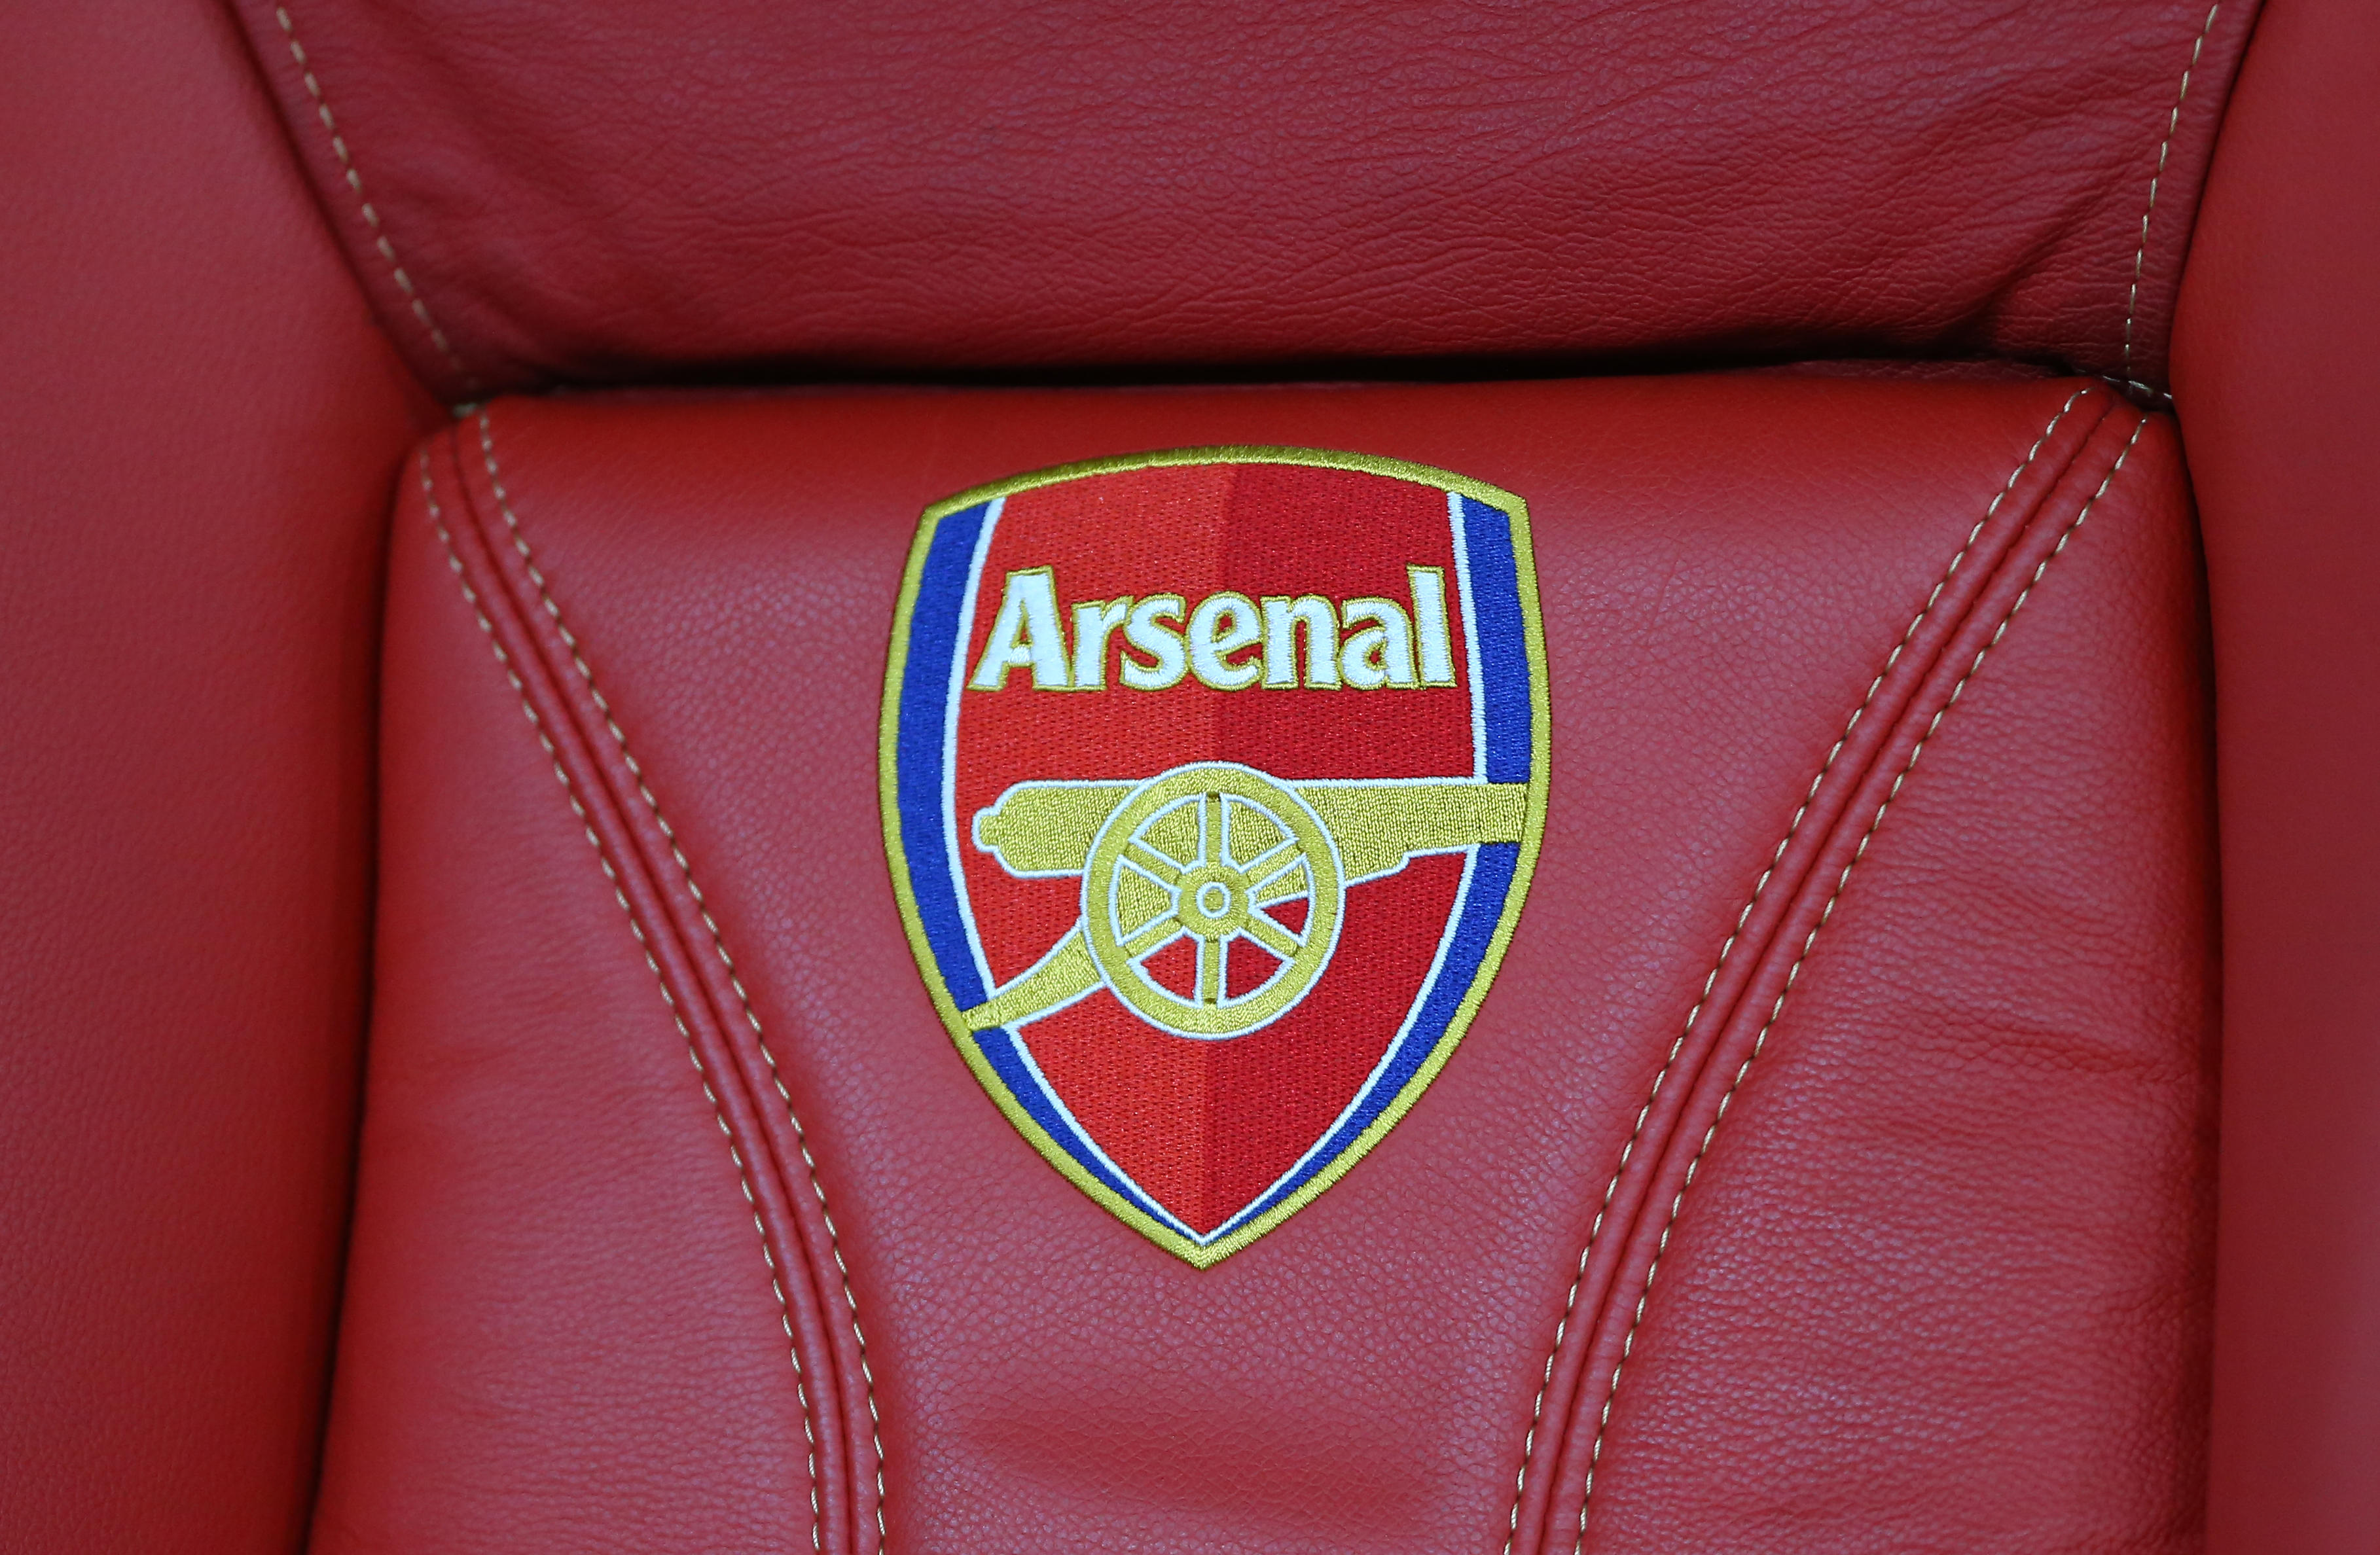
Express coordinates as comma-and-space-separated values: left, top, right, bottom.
0, 0, 438, 1549
230, 0, 2256, 401
324, 374, 2213, 1552
2172, 0, 2380, 1548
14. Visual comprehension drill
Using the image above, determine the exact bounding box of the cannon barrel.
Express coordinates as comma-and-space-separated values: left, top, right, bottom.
973, 776, 1527, 884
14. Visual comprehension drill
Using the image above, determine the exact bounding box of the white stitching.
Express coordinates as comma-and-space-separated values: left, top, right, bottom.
416, 452, 821, 1548
1567, 416, 2148, 1552
472, 413, 888, 1548
2121, 3, 2222, 382
1496, 387, 2090, 1554
274, 6, 477, 388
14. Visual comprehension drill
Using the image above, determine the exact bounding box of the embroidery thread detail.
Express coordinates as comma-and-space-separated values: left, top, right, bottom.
880, 448, 1551, 1266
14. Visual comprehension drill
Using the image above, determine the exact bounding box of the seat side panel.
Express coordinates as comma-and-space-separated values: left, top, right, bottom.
0, 0, 439, 1550
2175, 0, 2380, 1546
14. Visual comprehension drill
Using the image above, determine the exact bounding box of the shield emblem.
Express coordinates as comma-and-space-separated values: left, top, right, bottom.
880, 448, 1548, 1264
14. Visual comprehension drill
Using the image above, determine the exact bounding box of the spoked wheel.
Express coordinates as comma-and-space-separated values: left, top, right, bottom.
1081, 762, 1344, 1039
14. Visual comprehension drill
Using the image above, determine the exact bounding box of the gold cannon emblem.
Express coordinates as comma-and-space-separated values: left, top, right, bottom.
965, 760, 1529, 1039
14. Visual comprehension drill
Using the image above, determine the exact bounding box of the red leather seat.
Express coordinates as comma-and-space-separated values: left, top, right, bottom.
4, 1, 2373, 1550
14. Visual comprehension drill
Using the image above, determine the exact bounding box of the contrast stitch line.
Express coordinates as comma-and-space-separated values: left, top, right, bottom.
473, 412, 888, 1548
2122, 3, 2222, 381
1498, 387, 2089, 1555
416, 451, 821, 1550
1568, 416, 2149, 1553
274, 6, 477, 389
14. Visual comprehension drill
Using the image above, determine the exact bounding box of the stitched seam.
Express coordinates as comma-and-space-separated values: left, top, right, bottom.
2121, 3, 2222, 381
1568, 416, 2148, 1553
1497, 387, 2089, 1554
473, 412, 887, 1547
416, 451, 821, 1549
274, 6, 477, 389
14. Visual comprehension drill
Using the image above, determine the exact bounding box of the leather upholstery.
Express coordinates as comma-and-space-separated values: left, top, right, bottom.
323, 374, 2211, 1552
2173, 0, 2380, 1546
229, 0, 2256, 399
0, 1, 438, 1549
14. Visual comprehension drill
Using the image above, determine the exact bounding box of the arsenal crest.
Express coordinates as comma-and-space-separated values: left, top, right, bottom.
880, 448, 1548, 1264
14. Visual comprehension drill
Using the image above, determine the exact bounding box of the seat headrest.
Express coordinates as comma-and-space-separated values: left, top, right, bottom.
237, 0, 2254, 398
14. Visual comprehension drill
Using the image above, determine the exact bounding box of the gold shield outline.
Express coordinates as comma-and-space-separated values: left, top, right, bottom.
878, 446, 1550, 1266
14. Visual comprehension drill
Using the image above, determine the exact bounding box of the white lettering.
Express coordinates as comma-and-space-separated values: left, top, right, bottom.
1070, 597, 1132, 690
1187, 592, 1263, 690
1120, 594, 1187, 690
972, 566, 1454, 692
1408, 566, 1456, 687
1262, 596, 1340, 688
969, 568, 1072, 690
1340, 598, 1416, 690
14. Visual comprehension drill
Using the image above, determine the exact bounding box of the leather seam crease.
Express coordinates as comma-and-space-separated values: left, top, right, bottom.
270, 4, 477, 389
1502, 385, 2095, 1553
470, 412, 888, 1551
414, 447, 825, 1547
2122, 2, 2224, 384
1566, 413, 2151, 1552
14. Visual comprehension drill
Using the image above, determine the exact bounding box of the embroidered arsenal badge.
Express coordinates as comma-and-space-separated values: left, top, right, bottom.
880, 448, 1549, 1264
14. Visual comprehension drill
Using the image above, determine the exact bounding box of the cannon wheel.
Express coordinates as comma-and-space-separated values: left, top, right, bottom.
1081, 762, 1344, 1039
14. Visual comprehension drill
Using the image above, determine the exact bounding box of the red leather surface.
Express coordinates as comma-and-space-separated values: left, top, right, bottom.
0, 0, 438, 1550
2172, 0, 2380, 1548
231, 0, 2256, 400
327, 374, 2211, 1551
